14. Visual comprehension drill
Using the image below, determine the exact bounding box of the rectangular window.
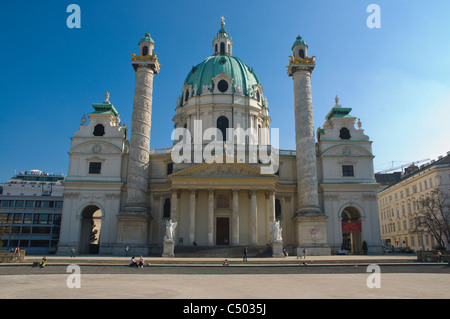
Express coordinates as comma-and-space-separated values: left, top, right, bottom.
15, 200, 24, 208
23, 214, 32, 224
32, 227, 51, 234
342, 165, 354, 177
41, 201, 54, 208
0, 213, 9, 224
89, 162, 102, 174
13, 214, 23, 224
25, 200, 34, 208
1, 200, 12, 208
33, 214, 51, 225
21, 226, 31, 234
30, 240, 50, 248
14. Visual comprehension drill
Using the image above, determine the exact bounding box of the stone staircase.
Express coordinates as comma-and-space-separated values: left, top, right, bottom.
174, 245, 272, 258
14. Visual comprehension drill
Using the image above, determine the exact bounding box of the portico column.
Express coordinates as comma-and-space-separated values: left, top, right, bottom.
207, 188, 214, 246
250, 189, 258, 245
232, 188, 240, 245
269, 190, 275, 222
189, 189, 196, 245
170, 189, 179, 240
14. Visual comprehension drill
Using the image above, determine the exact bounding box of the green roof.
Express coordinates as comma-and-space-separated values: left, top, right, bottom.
325, 106, 353, 120
218, 27, 228, 37
92, 103, 119, 117
139, 33, 154, 44
184, 55, 261, 97
292, 35, 308, 49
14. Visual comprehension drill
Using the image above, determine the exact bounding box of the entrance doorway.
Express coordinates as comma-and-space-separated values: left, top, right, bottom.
341, 206, 362, 254
216, 217, 229, 245
79, 205, 102, 254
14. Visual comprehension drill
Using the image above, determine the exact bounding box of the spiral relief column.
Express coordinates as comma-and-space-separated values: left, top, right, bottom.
287, 36, 329, 256
116, 33, 160, 255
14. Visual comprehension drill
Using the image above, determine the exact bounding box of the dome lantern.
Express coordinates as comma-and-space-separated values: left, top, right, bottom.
212, 16, 233, 56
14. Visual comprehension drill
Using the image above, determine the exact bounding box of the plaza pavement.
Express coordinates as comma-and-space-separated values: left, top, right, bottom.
0, 254, 449, 300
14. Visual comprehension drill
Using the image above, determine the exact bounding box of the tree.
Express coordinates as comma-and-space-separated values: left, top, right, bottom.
412, 188, 450, 250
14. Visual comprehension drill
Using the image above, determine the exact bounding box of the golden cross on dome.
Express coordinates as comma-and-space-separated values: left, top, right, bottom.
220, 16, 225, 27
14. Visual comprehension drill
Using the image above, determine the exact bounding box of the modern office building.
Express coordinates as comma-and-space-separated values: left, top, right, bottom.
0, 170, 64, 254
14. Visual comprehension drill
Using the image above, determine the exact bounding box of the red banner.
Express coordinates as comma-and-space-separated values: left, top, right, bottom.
342, 222, 361, 232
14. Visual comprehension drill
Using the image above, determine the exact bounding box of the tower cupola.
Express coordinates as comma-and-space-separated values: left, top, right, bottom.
291, 35, 308, 59
212, 17, 233, 56
139, 32, 155, 56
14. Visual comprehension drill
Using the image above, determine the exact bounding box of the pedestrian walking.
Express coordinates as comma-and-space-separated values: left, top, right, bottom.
125, 245, 129, 257
243, 246, 248, 262
437, 250, 442, 263
70, 246, 76, 258
303, 248, 307, 259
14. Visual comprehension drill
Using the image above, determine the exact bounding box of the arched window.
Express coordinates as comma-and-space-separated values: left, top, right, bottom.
256, 90, 260, 102
275, 199, 282, 220
142, 46, 149, 56
339, 127, 351, 140
228, 44, 230, 54
215, 44, 218, 54
93, 124, 105, 136
163, 198, 171, 219
299, 49, 305, 58
220, 42, 225, 55
217, 116, 229, 141
184, 89, 189, 101
258, 124, 262, 145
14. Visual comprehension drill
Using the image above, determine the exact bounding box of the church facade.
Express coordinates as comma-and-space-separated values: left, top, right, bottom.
57, 20, 382, 256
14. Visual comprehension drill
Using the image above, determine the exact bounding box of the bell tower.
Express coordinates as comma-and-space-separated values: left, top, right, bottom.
287, 35, 329, 255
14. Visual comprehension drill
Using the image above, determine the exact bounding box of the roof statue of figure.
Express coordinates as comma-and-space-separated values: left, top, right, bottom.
104, 91, 110, 104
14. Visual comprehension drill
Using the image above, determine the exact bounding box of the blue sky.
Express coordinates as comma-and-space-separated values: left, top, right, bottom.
1, 0, 449, 183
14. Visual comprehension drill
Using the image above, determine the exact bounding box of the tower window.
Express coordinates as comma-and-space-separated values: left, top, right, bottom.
275, 199, 282, 220
339, 127, 351, 140
220, 42, 225, 55
93, 124, 105, 136
163, 198, 171, 219
142, 46, 149, 56
342, 165, 354, 177
217, 80, 228, 93
215, 44, 218, 54
217, 116, 229, 141
167, 163, 173, 175
299, 49, 305, 58
89, 162, 102, 174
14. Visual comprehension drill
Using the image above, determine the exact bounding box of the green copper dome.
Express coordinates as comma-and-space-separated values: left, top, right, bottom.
139, 32, 154, 44
292, 35, 308, 49
183, 55, 261, 97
